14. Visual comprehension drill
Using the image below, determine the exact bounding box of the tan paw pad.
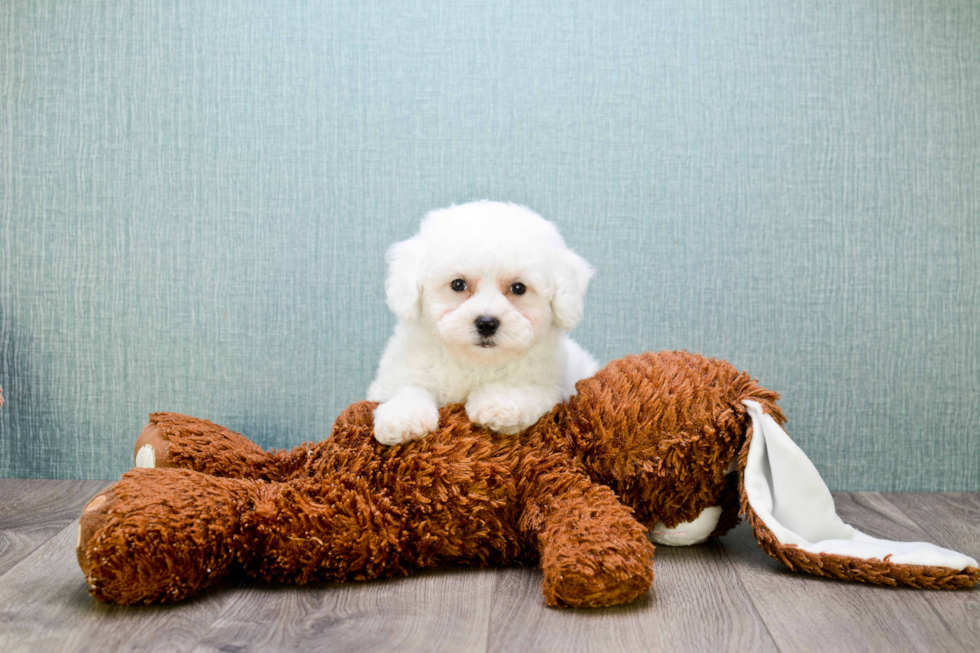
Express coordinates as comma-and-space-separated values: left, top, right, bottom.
135, 444, 156, 468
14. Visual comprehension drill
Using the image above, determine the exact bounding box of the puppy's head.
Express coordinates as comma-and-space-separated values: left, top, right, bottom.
385, 201, 593, 367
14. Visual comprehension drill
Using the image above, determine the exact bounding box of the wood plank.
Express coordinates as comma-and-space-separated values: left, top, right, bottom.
191, 567, 496, 653
719, 492, 979, 653
883, 493, 980, 558
0, 523, 242, 653
488, 542, 778, 653
0, 479, 110, 576
860, 493, 980, 652
650, 542, 778, 653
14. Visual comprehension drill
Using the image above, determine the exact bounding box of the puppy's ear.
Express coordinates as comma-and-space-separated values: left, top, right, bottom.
551, 247, 594, 331
385, 236, 425, 321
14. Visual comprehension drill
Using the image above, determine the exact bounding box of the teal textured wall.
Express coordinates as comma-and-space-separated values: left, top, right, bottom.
1, 1, 978, 488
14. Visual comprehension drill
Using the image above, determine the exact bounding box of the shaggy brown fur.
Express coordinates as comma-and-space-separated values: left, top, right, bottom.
76, 351, 979, 607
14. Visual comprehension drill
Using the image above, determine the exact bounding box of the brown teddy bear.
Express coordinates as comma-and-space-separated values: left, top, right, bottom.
75, 351, 979, 607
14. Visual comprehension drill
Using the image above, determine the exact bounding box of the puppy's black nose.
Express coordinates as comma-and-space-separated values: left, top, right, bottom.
475, 315, 500, 337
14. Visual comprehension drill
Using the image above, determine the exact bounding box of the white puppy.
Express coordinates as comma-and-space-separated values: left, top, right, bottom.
368, 201, 599, 446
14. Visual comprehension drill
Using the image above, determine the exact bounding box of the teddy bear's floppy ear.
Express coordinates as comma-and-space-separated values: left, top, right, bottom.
551, 247, 594, 332
385, 235, 426, 321
740, 399, 979, 587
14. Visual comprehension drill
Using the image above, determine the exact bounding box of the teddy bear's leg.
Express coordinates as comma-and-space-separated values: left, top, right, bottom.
133, 412, 310, 481
523, 473, 655, 608
77, 468, 262, 604
236, 475, 414, 585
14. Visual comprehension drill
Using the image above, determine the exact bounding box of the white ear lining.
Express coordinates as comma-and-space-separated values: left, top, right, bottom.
742, 400, 978, 570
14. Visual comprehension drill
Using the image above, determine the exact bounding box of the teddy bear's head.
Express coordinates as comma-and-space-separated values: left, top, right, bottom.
556, 351, 783, 528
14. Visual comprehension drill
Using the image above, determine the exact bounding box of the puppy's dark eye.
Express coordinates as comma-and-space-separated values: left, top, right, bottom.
451, 279, 467, 292
510, 282, 526, 295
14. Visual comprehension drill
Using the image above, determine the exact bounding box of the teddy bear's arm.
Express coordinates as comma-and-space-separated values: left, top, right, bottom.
133, 412, 313, 481
520, 470, 655, 608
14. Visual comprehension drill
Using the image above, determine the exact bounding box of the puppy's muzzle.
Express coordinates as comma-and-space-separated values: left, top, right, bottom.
475, 315, 500, 339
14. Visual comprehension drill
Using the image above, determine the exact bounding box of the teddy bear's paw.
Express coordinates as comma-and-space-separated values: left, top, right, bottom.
647, 506, 723, 546
373, 398, 440, 445
134, 444, 156, 467
76, 490, 117, 574
544, 556, 654, 608
133, 422, 172, 468
538, 499, 656, 608
76, 470, 250, 604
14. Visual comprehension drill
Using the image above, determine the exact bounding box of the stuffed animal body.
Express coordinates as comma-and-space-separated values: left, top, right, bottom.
76, 351, 979, 607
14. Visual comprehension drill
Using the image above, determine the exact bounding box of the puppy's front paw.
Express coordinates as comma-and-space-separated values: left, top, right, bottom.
465, 391, 536, 435
373, 397, 439, 446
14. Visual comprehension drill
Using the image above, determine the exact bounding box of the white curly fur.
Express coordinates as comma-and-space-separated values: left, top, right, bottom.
368, 201, 599, 445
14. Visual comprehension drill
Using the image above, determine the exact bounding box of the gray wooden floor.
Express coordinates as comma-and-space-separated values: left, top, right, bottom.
0, 480, 976, 652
